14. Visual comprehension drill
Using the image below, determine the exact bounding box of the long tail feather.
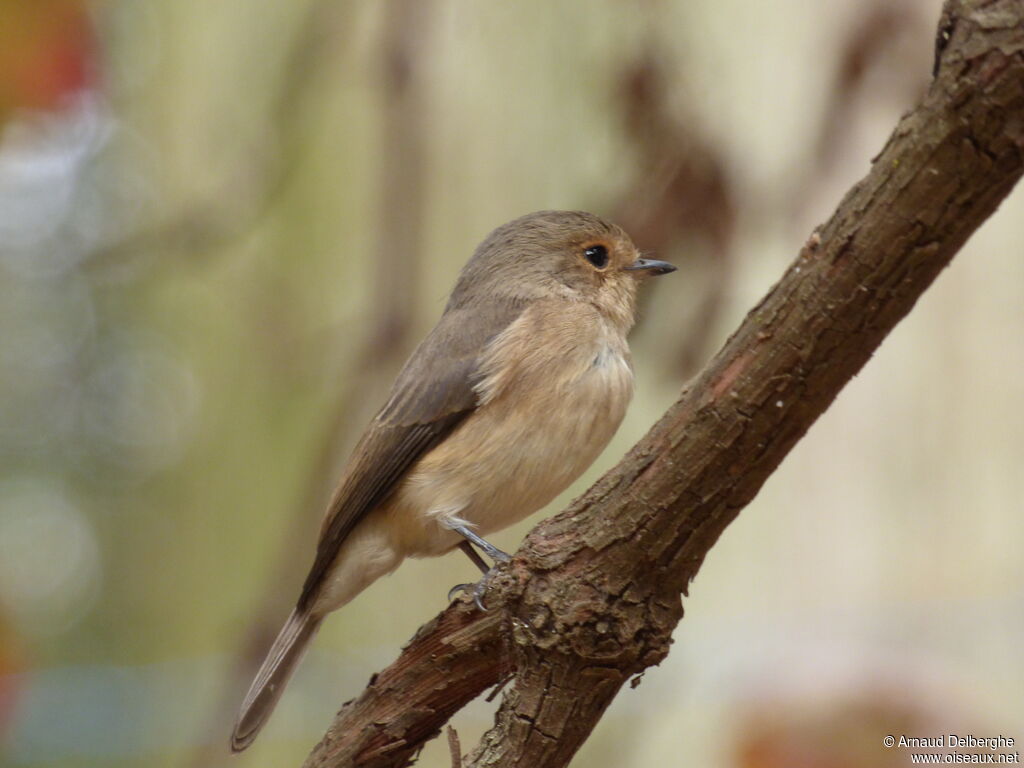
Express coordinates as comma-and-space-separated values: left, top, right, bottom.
230, 609, 322, 752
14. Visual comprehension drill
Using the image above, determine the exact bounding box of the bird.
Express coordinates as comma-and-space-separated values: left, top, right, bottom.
230, 210, 675, 751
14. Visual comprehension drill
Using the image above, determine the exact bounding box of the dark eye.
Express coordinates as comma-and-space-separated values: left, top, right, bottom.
584, 245, 609, 269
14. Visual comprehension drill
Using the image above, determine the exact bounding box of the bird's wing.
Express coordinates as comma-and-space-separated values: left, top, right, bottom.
296, 297, 525, 610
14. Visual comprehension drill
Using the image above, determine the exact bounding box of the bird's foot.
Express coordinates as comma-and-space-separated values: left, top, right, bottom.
448, 528, 511, 610
447, 564, 505, 611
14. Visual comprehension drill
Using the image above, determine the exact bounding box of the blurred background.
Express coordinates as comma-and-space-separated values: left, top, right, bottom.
0, 1, 1021, 766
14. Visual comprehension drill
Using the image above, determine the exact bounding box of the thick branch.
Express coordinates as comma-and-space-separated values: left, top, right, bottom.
304, 1, 1024, 766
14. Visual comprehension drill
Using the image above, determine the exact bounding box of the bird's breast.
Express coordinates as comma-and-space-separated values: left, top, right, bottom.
390, 303, 635, 555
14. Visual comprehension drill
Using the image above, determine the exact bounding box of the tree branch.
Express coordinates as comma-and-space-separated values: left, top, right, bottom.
303, 1, 1024, 765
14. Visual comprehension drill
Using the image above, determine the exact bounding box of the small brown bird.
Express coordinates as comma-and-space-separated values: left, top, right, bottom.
230, 210, 674, 751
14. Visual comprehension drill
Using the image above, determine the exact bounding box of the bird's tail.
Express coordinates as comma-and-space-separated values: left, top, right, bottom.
230, 608, 322, 752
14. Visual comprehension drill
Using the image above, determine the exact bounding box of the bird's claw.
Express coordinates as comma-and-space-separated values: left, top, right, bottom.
447, 566, 502, 611
447, 582, 474, 603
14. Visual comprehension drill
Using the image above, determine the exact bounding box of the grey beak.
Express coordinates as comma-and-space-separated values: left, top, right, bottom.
623, 257, 677, 276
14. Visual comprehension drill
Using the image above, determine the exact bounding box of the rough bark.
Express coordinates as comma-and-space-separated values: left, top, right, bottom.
303, 1, 1024, 766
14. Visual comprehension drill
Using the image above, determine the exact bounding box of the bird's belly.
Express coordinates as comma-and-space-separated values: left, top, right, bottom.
387, 345, 633, 556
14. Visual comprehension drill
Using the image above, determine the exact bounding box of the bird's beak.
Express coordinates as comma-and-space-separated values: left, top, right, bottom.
623, 257, 677, 276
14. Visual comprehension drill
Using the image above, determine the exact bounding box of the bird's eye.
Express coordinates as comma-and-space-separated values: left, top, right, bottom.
583, 245, 609, 269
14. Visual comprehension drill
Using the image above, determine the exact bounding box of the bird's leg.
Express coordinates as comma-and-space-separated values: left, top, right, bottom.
458, 541, 490, 575
446, 543, 487, 604
447, 525, 511, 610
453, 525, 511, 565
